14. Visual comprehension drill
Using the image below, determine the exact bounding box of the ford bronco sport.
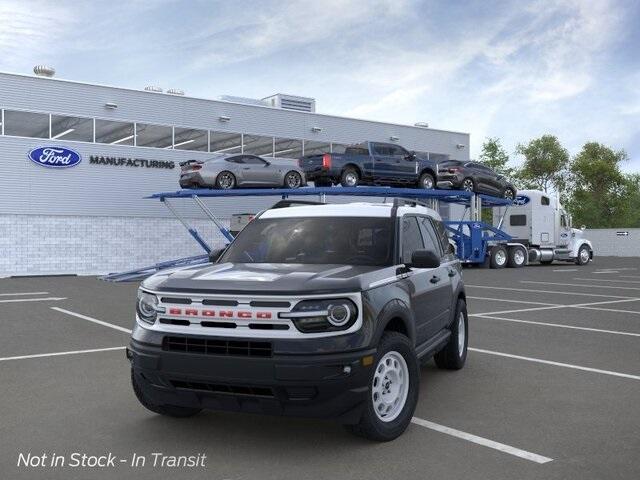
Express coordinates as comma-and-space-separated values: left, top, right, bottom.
128, 199, 468, 441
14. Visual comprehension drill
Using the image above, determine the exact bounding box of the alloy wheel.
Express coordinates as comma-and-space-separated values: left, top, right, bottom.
372, 351, 409, 422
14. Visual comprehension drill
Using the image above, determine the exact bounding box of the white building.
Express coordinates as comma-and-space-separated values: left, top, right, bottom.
0, 69, 470, 276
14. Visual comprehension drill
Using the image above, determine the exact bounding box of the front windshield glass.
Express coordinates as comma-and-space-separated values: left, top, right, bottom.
220, 216, 394, 266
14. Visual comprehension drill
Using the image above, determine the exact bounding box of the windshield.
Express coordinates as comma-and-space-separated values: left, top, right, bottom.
220, 216, 394, 266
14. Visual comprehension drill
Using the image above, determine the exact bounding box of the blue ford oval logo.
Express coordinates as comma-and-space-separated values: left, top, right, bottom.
28, 146, 82, 168
513, 195, 530, 206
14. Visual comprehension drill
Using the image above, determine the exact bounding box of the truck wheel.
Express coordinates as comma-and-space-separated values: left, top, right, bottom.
344, 332, 419, 442
340, 168, 359, 187
507, 246, 526, 268
434, 298, 468, 370
575, 244, 591, 265
131, 369, 201, 418
418, 172, 435, 189
216, 171, 236, 189
462, 178, 475, 192
489, 245, 507, 269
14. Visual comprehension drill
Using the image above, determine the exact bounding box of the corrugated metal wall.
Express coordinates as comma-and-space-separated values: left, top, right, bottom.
0, 72, 470, 219
585, 229, 640, 257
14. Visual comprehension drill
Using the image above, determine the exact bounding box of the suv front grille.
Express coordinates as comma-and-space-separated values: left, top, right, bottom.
162, 336, 272, 357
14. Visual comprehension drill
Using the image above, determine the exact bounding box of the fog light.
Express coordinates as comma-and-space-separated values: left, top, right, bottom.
362, 355, 374, 366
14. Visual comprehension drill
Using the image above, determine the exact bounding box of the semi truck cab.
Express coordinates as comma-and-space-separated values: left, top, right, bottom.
493, 189, 593, 265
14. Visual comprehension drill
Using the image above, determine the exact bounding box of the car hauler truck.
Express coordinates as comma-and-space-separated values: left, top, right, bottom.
492, 189, 593, 266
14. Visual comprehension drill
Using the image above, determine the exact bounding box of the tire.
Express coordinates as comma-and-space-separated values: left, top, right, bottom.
131, 369, 201, 418
340, 168, 359, 187
344, 332, 419, 442
418, 172, 435, 189
503, 187, 516, 200
575, 244, 591, 265
507, 246, 526, 268
540, 259, 553, 265
461, 177, 475, 192
215, 171, 236, 189
284, 171, 302, 189
434, 299, 468, 370
489, 245, 507, 269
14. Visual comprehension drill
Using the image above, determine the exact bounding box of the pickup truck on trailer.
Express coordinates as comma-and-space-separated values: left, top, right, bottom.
299, 141, 440, 189
128, 199, 467, 441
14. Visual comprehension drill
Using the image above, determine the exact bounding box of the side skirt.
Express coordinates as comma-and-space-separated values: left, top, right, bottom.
415, 329, 451, 360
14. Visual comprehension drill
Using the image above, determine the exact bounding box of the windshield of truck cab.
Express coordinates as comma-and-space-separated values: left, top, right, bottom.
219, 216, 394, 266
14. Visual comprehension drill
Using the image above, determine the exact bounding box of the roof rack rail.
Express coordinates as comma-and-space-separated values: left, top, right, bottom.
271, 199, 325, 209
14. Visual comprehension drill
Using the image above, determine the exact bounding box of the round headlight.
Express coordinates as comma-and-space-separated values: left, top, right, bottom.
137, 291, 159, 324
327, 303, 352, 326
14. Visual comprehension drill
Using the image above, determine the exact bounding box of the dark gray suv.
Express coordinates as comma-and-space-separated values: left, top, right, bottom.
128, 199, 468, 441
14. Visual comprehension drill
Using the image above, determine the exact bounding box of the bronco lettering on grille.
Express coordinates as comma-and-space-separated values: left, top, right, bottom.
167, 308, 272, 319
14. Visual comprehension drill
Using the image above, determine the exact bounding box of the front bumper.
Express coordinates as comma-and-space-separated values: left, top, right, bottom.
128, 336, 375, 423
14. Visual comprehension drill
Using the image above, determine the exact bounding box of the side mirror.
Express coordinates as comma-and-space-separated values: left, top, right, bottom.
264, 160, 271, 166
409, 249, 440, 268
208, 248, 225, 263
405, 151, 416, 161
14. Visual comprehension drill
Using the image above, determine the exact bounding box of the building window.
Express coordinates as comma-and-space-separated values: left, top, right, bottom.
135, 123, 173, 148
210, 131, 242, 154
331, 143, 348, 154
173, 127, 208, 151
4, 110, 49, 138
303, 140, 330, 156
243, 134, 274, 156
274, 138, 303, 158
95, 119, 134, 145
51, 114, 93, 142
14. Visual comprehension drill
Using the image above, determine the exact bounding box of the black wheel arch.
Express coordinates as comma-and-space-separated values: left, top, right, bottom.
372, 299, 416, 346
419, 167, 436, 179
342, 163, 362, 178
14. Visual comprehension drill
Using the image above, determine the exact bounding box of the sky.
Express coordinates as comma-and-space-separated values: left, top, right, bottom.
1, 0, 639, 170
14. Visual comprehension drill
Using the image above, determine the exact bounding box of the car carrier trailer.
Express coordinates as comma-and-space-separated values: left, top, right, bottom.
101, 186, 574, 282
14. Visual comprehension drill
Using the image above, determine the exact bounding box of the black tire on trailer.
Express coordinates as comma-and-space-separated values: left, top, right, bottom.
131, 369, 201, 418
461, 177, 475, 192
340, 167, 359, 187
215, 171, 236, 189
284, 171, 303, 189
507, 245, 527, 268
344, 332, 419, 442
434, 298, 468, 370
489, 245, 508, 269
418, 172, 435, 189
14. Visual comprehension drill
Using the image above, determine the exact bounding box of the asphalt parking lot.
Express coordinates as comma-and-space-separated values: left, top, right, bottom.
1, 257, 639, 480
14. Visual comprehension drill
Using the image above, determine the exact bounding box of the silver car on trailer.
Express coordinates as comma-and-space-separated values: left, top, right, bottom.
179, 154, 307, 189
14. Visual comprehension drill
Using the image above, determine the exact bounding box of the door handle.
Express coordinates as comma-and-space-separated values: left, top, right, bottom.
430, 276, 441, 284
448, 270, 456, 278
242, 167, 250, 170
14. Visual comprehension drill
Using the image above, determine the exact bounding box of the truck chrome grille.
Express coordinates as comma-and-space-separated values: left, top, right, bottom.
163, 336, 272, 357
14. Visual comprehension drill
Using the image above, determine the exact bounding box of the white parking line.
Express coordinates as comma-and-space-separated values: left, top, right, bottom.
411, 417, 553, 464
473, 298, 640, 317
0, 291, 49, 296
573, 278, 640, 284
0, 346, 126, 362
469, 348, 640, 381
51, 307, 132, 334
0, 297, 67, 304
472, 314, 640, 337
465, 285, 636, 299
467, 296, 557, 307
521, 281, 640, 291
552, 269, 578, 272
620, 275, 640, 279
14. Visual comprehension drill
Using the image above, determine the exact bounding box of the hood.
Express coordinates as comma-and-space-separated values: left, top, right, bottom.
142, 262, 388, 295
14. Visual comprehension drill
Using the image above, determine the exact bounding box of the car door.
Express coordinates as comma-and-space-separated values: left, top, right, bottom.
466, 162, 490, 194
419, 216, 455, 331
388, 144, 417, 183
240, 155, 275, 185
400, 216, 447, 344
370, 143, 395, 181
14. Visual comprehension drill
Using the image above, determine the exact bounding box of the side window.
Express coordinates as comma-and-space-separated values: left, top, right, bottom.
429, 217, 451, 255
510, 215, 527, 226
373, 144, 392, 156
417, 217, 442, 256
561, 214, 567, 228
243, 155, 267, 165
401, 217, 425, 264
388, 145, 408, 157
541, 196, 550, 206
226, 156, 244, 164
